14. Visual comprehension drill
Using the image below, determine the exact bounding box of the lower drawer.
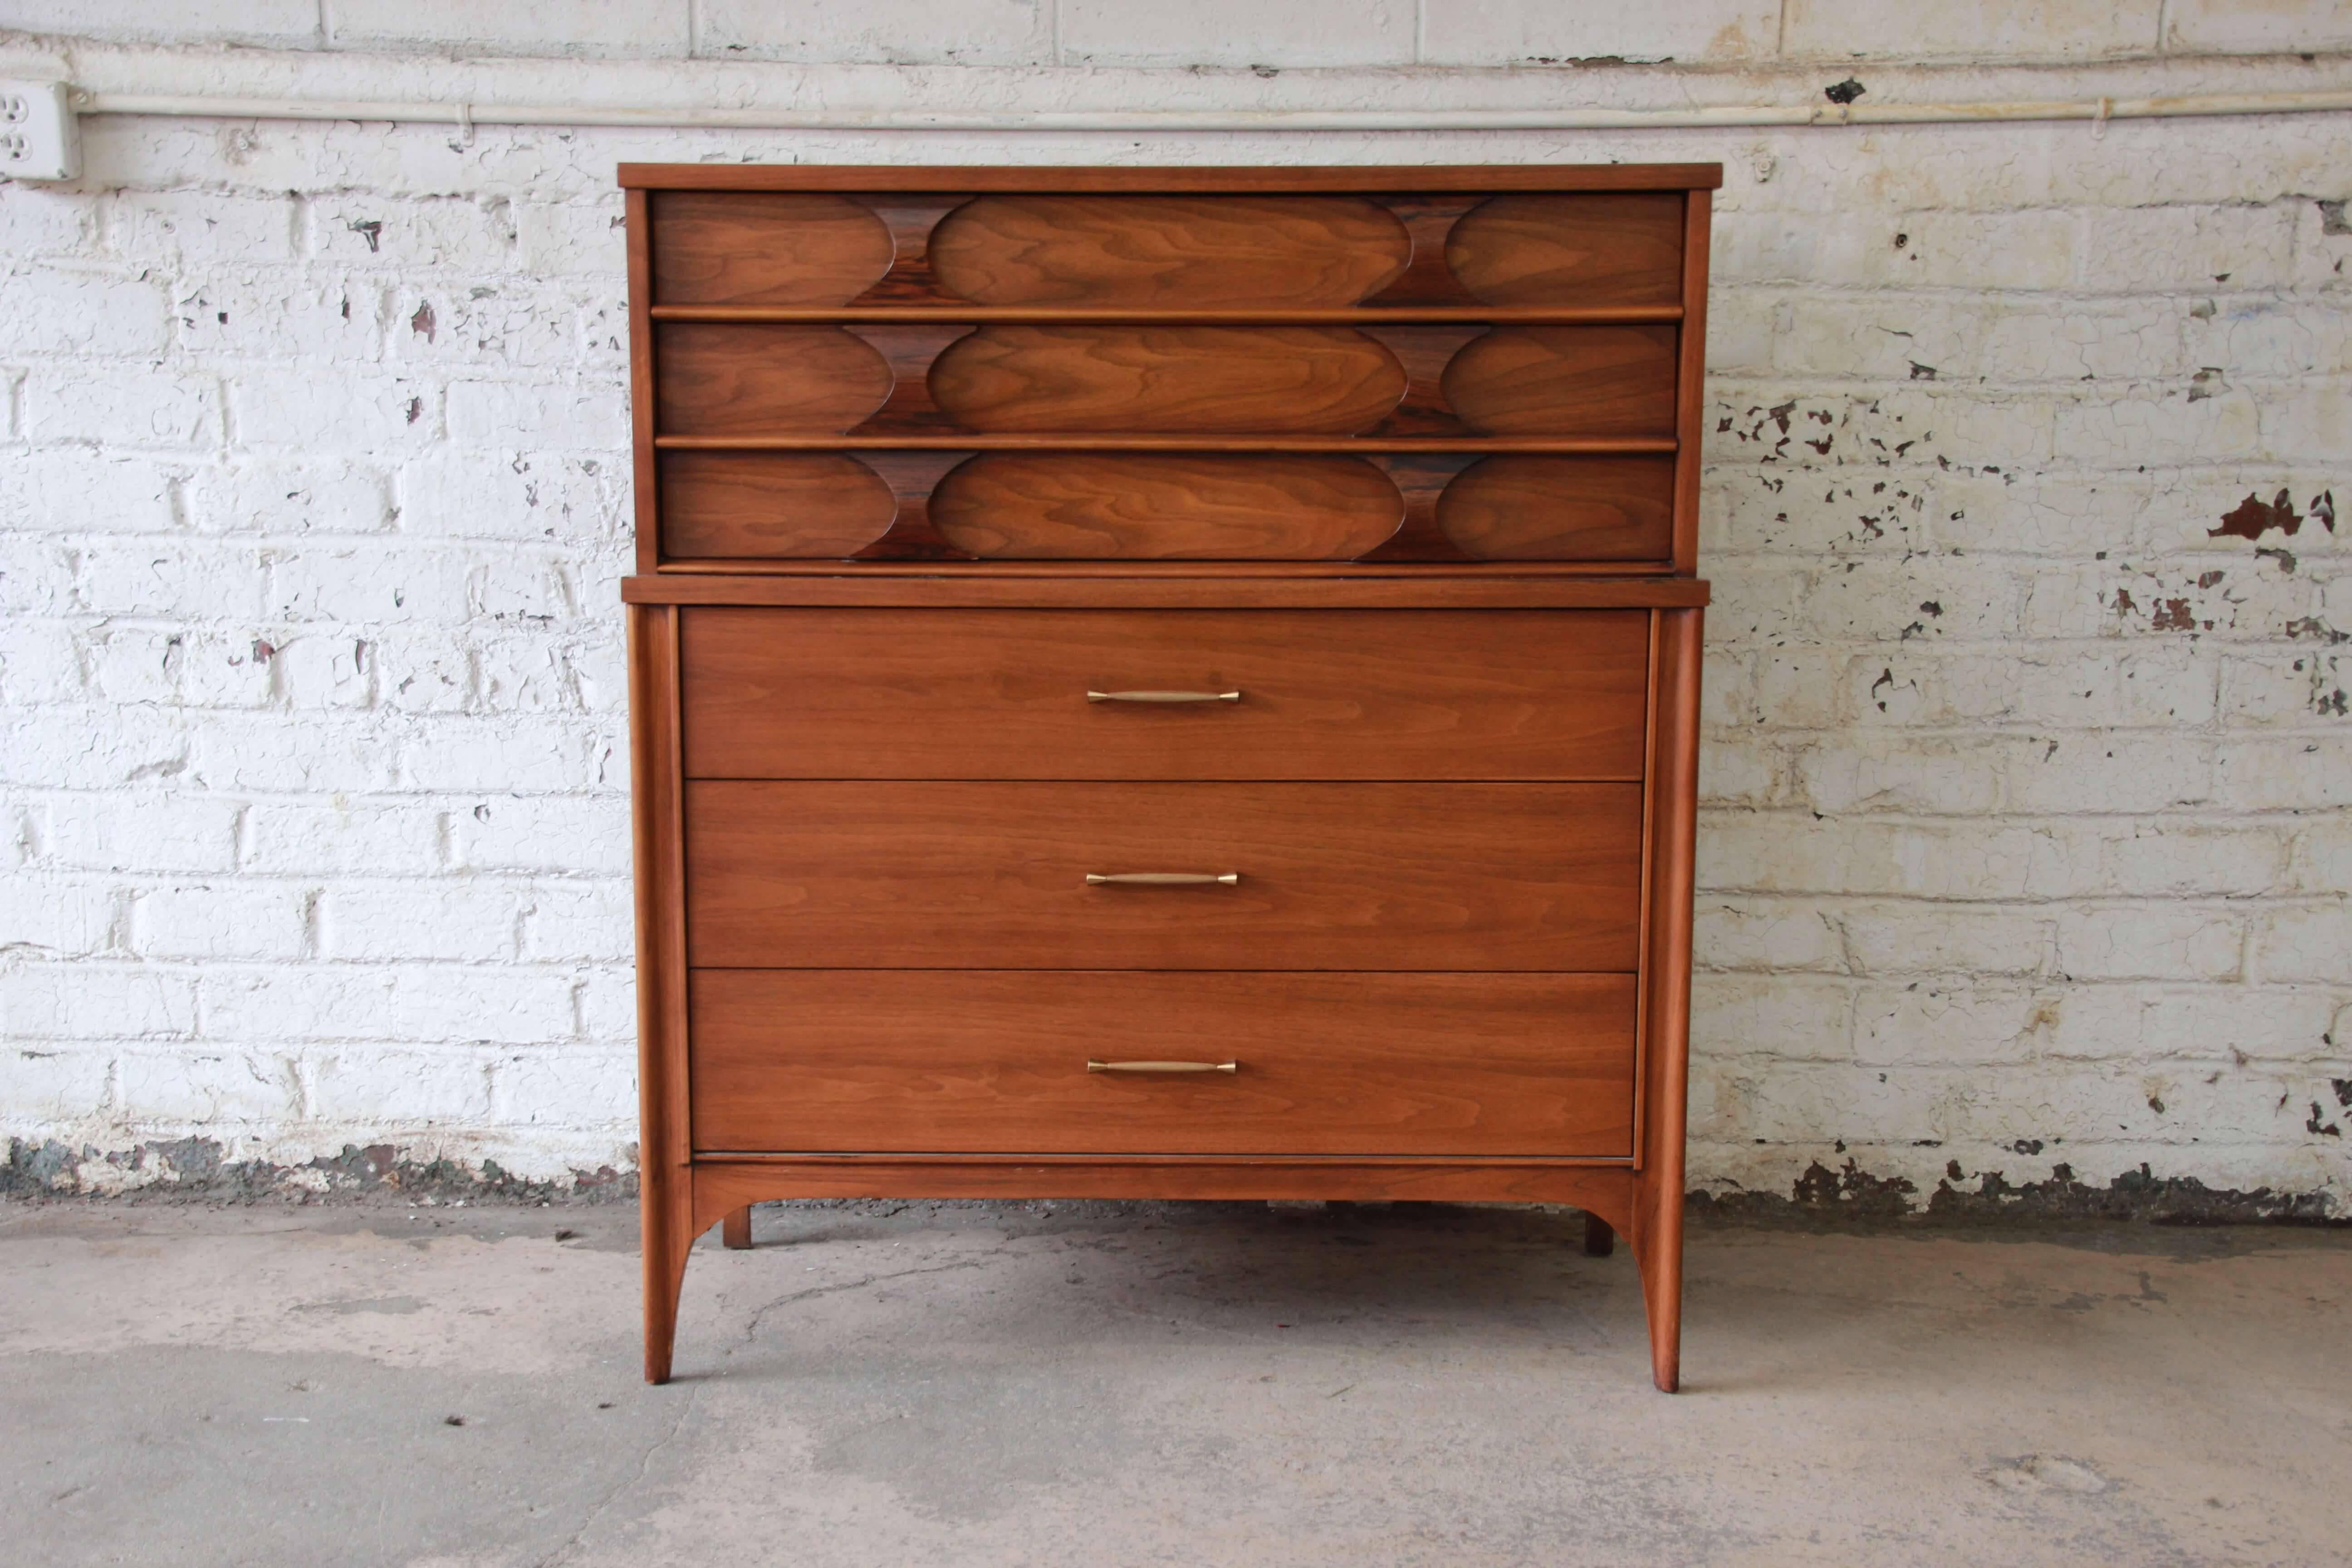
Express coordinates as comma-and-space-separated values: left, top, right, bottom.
689, 970, 1637, 1157
684, 780, 1643, 970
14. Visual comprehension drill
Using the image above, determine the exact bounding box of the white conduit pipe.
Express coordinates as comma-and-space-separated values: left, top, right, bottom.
72, 86, 2352, 133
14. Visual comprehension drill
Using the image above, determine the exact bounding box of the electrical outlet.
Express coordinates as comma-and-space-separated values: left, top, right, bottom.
0, 80, 80, 183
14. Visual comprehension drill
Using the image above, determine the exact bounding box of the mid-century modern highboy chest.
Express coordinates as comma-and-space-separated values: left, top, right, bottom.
621, 162, 1714, 1392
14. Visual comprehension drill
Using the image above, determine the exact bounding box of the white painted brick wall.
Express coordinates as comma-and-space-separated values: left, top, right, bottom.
1, 4, 2347, 1208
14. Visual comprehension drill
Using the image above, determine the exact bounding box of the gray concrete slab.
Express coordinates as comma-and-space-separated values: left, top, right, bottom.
2, 1198, 2346, 1566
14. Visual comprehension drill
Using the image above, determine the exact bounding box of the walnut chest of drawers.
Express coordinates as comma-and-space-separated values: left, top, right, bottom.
621, 162, 1715, 1391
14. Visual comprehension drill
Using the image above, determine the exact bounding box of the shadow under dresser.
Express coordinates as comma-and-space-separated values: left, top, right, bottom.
620, 161, 1715, 1391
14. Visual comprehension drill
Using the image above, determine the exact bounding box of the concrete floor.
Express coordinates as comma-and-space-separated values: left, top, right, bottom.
2, 1200, 2347, 1568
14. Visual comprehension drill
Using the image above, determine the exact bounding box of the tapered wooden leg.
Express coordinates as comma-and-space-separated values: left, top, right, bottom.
641, 1168, 693, 1385
721, 1205, 754, 1250
1628, 1202, 1683, 1392
1583, 1212, 1616, 1257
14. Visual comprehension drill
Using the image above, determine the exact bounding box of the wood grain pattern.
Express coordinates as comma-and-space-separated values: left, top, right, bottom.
652, 323, 891, 436
1437, 456, 1676, 561
930, 453, 1401, 559
1672, 190, 1711, 577
684, 780, 1644, 970
627, 575, 1714, 607
679, 607, 1650, 779
930, 194, 1411, 307
658, 451, 897, 558
689, 970, 1635, 1156
690, 1160, 1637, 1222
1633, 606, 1703, 1392
649, 191, 894, 306
623, 164, 1725, 192
1447, 193, 1685, 307
1444, 325, 1679, 437
929, 325, 1406, 434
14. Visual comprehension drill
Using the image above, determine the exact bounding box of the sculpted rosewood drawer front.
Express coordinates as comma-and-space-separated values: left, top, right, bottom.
623, 162, 1713, 1393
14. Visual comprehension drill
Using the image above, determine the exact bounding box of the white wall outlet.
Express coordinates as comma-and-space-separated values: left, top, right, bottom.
0, 80, 80, 183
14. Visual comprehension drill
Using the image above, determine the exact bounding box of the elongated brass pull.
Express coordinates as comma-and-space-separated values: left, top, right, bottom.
1087, 1060, 1240, 1074
1084, 872, 1240, 886
1086, 690, 1240, 704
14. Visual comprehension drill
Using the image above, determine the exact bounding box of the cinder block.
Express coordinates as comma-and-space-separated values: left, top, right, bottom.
2221, 648, 2350, 727
116, 1049, 303, 1126
1059, 0, 1414, 65
0, 0, 318, 44
384, 284, 586, 370
1694, 897, 1846, 972
1421, 0, 1779, 62
200, 965, 578, 1046
397, 715, 610, 792
512, 201, 627, 278
2007, 734, 2216, 813
304, 194, 520, 270
397, 450, 623, 540
1784, 0, 2162, 58
0, 184, 97, 256
242, 799, 446, 877
452, 795, 631, 874
184, 459, 396, 536
177, 272, 385, 362
229, 372, 439, 455
0, 268, 172, 357
0, 876, 118, 956
1700, 814, 2045, 901
2056, 906, 2245, 980
75, 539, 268, 620
2078, 203, 2298, 293
316, 882, 525, 962
187, 715, 396, 794
307, 1048, 496, 1125
0, 619, 89, 706
492, 1043, 637, 1125
25, 367, 219, 449
108, 191, 299, 266
0, 451, 181, 537
1, 963, 197, 1040
2258, 377, 2352, 463
0, 1046, 114, 1120
571, 965, 638, 1042
326, 0, 689, 56
1794, 735, 2011, 816
2166, 0, 2352, 53
1844, 905, 2054, 976
2053, 383, 2263, 464
700, 0, 1050, 63
1692, 974, 1855, 1061
2217, 737, 2352, 810
271, 631, 376, 710
269, 543, 474, 624
2028, 819, 2291, 899
519, 880, 634, 963
128, 881, 310, 961
445, 379, 630, 452
1854, 982, 2058, 1066
2253, 904, 2352, 984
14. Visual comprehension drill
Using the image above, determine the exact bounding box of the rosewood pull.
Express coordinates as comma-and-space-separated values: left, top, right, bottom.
1086, 690, 1241, 704
1084, 872, 1240, 886
1086, 1060, 1240, 1074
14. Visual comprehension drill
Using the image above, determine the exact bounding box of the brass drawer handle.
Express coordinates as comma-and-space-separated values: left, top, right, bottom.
1088, 1060, 1240, 1074
1086, 690, 1241, 704
1084, 872, 1240, 886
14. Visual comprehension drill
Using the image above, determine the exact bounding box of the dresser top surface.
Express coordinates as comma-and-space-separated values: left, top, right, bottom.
618, 162, 1726, 193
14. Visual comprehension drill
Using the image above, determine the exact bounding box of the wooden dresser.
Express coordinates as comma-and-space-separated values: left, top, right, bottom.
621, 163, 1715, 1391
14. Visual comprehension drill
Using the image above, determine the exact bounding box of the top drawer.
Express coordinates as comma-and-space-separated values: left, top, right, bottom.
679, 607, 1650, 780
